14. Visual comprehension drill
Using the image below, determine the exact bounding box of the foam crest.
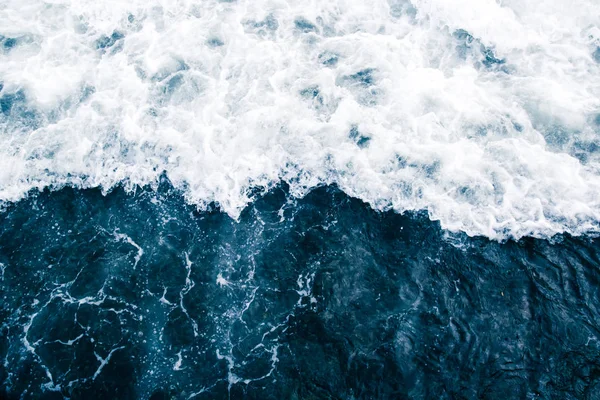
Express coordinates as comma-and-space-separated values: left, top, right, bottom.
0, 0, 599, 239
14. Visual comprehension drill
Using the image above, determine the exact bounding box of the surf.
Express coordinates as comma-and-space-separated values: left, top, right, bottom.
0, 0, 599, 240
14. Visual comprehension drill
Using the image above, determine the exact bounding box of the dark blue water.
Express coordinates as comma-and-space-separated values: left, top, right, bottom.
2, 181, 600, 399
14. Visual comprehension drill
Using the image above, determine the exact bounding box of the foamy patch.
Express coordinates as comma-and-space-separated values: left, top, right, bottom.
0, 0, 599, 240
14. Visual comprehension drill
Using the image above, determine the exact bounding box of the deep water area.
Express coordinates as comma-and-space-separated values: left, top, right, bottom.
1, 183, 600, 399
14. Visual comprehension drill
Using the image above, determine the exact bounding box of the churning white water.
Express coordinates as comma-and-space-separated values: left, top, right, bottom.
0, 0, 599, 239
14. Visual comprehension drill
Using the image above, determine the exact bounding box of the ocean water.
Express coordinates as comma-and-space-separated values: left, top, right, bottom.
2, 183, 600, 400
1, 0, 600, 398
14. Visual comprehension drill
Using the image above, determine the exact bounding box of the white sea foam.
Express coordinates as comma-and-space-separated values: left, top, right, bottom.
0, 0, 599, 240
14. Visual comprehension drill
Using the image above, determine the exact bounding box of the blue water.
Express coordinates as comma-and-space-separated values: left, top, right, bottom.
2, 1, 600, 398
2, 182, 600, 399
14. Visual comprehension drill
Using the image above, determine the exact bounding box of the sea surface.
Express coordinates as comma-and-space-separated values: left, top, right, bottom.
1, 0, 600, 398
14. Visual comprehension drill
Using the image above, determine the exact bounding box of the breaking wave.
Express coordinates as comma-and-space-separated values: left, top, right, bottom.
1, 0, 600, 239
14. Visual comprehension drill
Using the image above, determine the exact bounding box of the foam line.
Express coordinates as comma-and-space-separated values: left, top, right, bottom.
0, 0, 599, 239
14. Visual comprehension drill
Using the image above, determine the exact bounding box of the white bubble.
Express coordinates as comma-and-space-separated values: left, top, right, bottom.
0, 0, 599, 240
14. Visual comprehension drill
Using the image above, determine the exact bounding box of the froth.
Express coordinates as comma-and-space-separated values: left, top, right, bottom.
0, 0, 599, 240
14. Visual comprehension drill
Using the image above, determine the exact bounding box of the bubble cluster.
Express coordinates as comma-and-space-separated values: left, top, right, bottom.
0, 0, 599, 239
